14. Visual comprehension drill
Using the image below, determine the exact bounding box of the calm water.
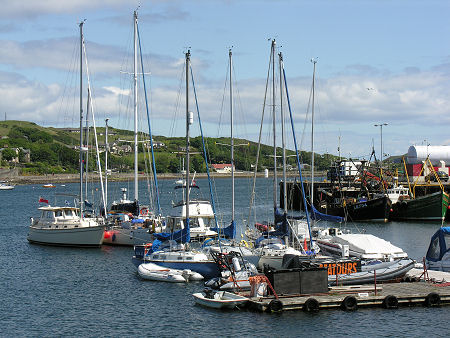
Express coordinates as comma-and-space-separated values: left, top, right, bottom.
1, 177, 449, 337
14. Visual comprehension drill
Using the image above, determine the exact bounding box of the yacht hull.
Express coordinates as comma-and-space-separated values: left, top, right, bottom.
27, 225, 104, 247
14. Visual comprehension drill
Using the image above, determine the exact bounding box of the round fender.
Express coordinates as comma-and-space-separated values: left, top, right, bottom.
267, 299, 283, 313
341, 295, 357, 311
424, 292, 441, 307
382, 295, 399, 309
240, 240, 249, 248
303, 298, 319, 313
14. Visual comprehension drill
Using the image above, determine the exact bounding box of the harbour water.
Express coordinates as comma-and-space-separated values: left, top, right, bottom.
1, 177, 449, 337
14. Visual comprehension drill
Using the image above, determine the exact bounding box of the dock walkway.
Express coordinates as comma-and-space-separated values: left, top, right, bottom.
247, 281, 450, 312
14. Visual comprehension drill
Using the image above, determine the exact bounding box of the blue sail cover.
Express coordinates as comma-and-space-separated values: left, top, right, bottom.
210, 220, 236, 239
150, 219, 191, 254
426, 227, 450, 262
310, 204, 344, 223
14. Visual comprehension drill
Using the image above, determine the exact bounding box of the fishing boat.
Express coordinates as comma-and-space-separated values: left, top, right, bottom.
389, 190, 449, 221
426, 227, 450, 272
193, 290, 249, 309
103, 11, 163, 246
27, 22, 105, 247
0, 182, 14, 190
137, 262, 203, 282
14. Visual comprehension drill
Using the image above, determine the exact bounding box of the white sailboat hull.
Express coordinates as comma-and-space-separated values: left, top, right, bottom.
27, 225, 104, 247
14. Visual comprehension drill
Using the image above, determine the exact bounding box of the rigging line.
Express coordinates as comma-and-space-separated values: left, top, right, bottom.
300, 78, 313, 156
282, 65, 313, 249
189, 65, 220, 229
137, 24, 161, 215
247, 43, 273, 226
216, 61, 229, 138
169, 62, 185, 138
82, 37, 107, 216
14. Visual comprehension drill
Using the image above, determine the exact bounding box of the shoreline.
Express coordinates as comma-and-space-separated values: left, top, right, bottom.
7, 171, 323, 185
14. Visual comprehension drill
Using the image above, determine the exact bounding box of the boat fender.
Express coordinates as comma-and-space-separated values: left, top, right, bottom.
240, 240, 249, 248
267, 299, 283, 313
303, 298, 319, 313
382, 295, 398, 309
424, 292, 441, 307
341, 296, 357, 311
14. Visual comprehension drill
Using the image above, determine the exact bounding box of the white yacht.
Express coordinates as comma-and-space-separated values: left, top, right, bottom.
315, 228, 408, 261
28, 206, 104, 247
0, 182, 14, 190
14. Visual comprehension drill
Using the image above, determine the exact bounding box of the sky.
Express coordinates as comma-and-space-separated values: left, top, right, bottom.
0, 0, 449, 161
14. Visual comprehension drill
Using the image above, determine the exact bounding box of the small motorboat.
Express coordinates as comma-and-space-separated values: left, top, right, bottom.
137, 262, 204, 283
42, 183, 56, 188
193, 290, 249, 309
0, 182, 14, 190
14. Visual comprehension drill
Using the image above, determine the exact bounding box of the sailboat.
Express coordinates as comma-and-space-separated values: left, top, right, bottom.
249, 40, 306, 270
132, 50, 220, 279
103, 11, 163, 246
27, 22, 105, 247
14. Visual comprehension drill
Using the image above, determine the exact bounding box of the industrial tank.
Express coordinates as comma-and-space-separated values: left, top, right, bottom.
407, 145, 450, 165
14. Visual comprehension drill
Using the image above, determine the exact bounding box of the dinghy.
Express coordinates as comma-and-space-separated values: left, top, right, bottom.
193, 290, 248, 309
138, 262, 203, 283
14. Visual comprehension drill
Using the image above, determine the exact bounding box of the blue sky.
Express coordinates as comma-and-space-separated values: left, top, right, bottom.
0, 0, 449, 160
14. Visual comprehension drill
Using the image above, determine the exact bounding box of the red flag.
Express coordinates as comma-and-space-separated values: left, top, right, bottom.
39, 197, 49, 204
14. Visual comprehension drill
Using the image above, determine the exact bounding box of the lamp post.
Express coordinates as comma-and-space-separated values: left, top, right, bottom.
374, 123, 388, 163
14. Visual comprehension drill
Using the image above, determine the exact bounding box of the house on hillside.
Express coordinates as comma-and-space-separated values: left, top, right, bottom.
211, 163, 235, 173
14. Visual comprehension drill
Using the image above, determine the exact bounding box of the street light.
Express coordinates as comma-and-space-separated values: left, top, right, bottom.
374, 123, 388, 163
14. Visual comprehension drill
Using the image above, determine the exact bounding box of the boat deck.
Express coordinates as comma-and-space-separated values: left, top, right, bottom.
247, 281, 450, 312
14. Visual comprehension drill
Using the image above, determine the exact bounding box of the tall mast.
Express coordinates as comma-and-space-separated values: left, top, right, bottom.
271, 39, 277, 215
185, 50, 191, 227
279, 52, 287, 213
79, 21, 84, 218
105, 118, 109, 207
229, 49, 235, 223
133, 11, 139, 201
310, 58, 317, 210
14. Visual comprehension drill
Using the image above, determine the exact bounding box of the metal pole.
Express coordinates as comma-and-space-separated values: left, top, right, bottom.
279, 52, 287, 213
185, 50, 191, 227
133, 11, 139, 201
271, 39, 277, 215
105, 118, 109, 207
229, 49, 235, 222
79, 21, 84, 218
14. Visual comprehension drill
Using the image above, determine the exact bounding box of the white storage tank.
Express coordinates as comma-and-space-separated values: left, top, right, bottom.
407, 145, 450, 165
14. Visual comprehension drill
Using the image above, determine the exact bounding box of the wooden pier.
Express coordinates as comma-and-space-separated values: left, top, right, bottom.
247, 282, 450, 312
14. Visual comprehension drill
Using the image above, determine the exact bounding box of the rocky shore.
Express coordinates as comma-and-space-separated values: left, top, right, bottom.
6, 170, 319, 185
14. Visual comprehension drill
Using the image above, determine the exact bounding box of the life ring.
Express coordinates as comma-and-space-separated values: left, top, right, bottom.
341, 296, 357, 311
424, 292, 441, 307
267, 299, 283, 313
382, 295, 398, 309
140, 208, 149, 216
303, 298, 319, 312
240, 240, 249, 248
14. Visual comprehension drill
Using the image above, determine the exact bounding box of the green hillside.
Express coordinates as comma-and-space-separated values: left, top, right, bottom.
0, 120, 339, 175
